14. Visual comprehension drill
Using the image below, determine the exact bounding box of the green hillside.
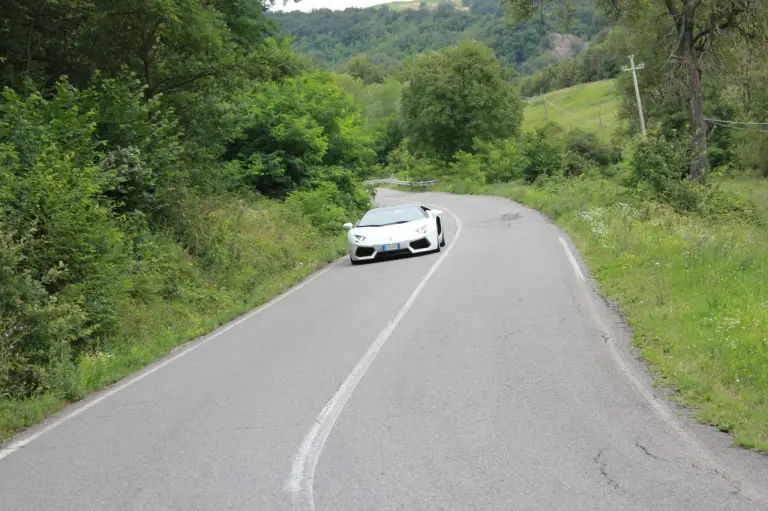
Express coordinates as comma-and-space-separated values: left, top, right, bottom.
268, 2, 609, 75
523, 79, 619, 136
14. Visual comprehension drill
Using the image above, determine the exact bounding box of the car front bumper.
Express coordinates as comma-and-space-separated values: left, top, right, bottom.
348, 232, 438, 262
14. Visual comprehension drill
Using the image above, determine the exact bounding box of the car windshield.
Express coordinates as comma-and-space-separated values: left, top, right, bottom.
357, 206, 426, 227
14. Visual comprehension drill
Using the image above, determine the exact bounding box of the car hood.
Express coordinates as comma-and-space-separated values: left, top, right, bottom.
350, 219, 432, 244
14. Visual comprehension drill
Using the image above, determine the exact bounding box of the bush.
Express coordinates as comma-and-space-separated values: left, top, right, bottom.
448, 151, 486, 184
386, 143, 439, 182
563, 129, 620, 167
518, 131, 566, 183
473, 138, 529, 183
630, 131, 758, 221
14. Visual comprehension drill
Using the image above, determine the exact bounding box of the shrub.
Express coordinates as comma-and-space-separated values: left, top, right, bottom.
473, 138, 529, 183
448, 151, 486, 184
518, 131, 566, 183
563, 128, 620, 167
630, 131, 759, 221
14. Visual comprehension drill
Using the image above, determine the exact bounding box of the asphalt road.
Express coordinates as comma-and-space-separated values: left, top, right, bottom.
1, 189, 767, 511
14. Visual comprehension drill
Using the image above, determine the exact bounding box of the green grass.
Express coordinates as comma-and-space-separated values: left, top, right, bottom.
718, 177, 768, 218
0, 198, 347, 442
437, 176, 768, 451
524, 80, 619, 137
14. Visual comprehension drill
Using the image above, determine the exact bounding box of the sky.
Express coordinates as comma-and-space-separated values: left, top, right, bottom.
271, 0, 397, 12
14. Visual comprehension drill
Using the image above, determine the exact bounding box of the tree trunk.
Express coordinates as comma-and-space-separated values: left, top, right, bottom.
686, 52, 707, 180
679, 4, 707, 181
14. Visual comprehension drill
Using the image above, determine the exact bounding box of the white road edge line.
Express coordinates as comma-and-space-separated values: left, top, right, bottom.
560, 234, 765, 504
0, 262, 338, 462
284, 197, 463, 511
558, 236, 585, 281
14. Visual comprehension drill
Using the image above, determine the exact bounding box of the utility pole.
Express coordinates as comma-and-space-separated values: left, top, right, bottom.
541, 89, 549, 123
622, 55, 647, 137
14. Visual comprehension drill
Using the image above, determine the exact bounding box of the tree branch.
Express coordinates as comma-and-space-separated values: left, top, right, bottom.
151, 70, 219, 96
694, 8, 743, 42
664, 0, 680, 18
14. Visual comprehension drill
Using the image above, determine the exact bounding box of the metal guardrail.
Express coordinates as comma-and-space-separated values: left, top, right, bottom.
363, 178, 438, 187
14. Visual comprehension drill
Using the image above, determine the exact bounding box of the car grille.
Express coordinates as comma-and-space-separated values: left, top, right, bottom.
355, 246, 375, 257
376, 248, 411, 259
409, 237, 431, 250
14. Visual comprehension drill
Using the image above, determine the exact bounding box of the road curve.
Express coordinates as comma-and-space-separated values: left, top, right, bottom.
1, 189, 767, 510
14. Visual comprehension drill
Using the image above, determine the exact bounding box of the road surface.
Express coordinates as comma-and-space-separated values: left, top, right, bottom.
1, 189, 767, 510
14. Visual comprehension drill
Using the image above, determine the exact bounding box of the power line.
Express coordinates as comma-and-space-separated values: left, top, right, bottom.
704, 117, 768, 126
708, 121, 768, 133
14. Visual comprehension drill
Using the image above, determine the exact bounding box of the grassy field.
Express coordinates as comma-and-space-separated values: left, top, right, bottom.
436, 176, 768, 451
524, 79, 619, 137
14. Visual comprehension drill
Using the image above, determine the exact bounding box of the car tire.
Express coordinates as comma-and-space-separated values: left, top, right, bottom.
440, 233, 446, 247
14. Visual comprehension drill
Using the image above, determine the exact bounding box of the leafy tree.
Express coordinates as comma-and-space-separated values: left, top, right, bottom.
400, 41, 523, 159
224, 72, 376, 197
343, 56, 386, 84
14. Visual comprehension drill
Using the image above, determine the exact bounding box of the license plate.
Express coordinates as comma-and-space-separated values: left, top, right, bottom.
382, 243, 400, 251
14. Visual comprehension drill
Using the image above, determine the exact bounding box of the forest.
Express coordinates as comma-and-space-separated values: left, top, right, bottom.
2, 0, 768, 451
269, 0, 608, 76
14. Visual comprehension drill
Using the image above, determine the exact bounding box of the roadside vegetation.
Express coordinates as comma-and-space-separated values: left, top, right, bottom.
0, 1, 376, 441
3, 0, 768, 454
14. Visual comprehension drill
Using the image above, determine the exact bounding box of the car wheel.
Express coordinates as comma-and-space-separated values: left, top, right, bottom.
440, 233, 446, 247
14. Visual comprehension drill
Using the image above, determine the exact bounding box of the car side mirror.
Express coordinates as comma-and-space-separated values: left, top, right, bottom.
342, 222, 353, 230
430, 209, 443, 216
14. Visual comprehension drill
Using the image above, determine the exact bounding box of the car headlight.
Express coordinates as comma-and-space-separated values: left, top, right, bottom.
415, 225, 428, 234
353, 234, 366, 243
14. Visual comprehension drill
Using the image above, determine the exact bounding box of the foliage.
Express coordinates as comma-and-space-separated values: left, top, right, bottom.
224, 72, 377, 198
521, 27, 630, 95
343, 56, 386, 84
269, 2, 609, 75
517, 130, 566, 182
0, 0, 375, 440
629, 130, 759, 220
333, 75, 405, 163
400, 41, 523, 159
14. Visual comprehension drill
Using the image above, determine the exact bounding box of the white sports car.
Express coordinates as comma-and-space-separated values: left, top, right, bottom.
343, 203, 446, 264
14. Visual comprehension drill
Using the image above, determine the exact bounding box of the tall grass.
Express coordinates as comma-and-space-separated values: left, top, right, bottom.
440, 177, 768, 450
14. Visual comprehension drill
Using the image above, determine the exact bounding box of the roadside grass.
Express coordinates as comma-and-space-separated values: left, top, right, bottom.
0, 199, 347, 442
718, 177, 768, 218
435, 176, 768, 451
524, 79, 619, 137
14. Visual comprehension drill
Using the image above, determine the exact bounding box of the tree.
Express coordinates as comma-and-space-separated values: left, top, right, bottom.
503, 0, 768, 180
0, 0, 275, 96
400, 40, 523, 159
343, 56, 386, 84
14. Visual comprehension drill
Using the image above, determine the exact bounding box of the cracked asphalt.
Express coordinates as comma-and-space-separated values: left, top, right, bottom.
1, 189, 767, 510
